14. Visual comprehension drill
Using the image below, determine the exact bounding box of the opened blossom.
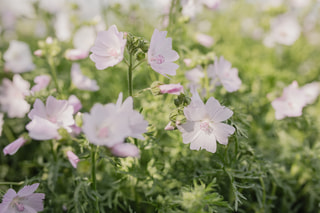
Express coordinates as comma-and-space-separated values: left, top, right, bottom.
71, 63, 99, 91
4, 40, 35, 73
0, 74, 30, 118
90, 25, 126, 70
26, 96, 75, 140
271, 81, 320, 120
207, 56, 242, 92
148, 29, 179, 77
3, 137, 27, 156
0, 183, 45, 213
177, 88, 235, 153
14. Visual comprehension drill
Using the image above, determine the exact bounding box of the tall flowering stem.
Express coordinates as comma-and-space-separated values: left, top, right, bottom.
128, 53, 133, 97
91, 144, 100, 213
48, 57, 60, 94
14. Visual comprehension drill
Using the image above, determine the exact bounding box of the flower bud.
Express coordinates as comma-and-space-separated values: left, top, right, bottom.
111, 143, 140, 158
136, 52, 145, 61
67, 150, 80, 168
3, 137, 27, 155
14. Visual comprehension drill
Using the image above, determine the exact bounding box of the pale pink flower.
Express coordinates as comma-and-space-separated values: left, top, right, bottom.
148, 29, 179, 77
159, 83, 184, 95
196, 33, 214, 47
207, 56, 242, 92
300, 82, 320, 105
71, 63, 99, 91
82, 103, 131, 147
115, 93, 149, 140
0, 113, 3, 136
0, 183, 45, 213
185, 66, 205, 89
34, 49, 43, 57
3, 137, 27, 155
177, 87, 235, 153
26, 96, 75, 140
68, 95, 82, 114
201, 0, 220, 9
67, 150, 80, 168
264, 15, 301, 47
31, 75, 51, 92
65, 49, 89, 61
90, 25, 126, 70
4, 40, 35, 73
271, 81, 306, 120
111, 143, 140, 158
0, 75, 30, 118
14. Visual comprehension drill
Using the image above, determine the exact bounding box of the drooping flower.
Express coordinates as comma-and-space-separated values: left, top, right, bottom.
148, 29, 179, 77
31, 75, 51, 92
3, 137, 27, 156
82, 102, 131, 147
71, 63, 99, 91
26, 96, 74, 140
271, 81, 306, 120
0, 75, 30, 118
111, 143, 140, 158
0, 113, 3, 136
90, 25, 126, 70
207, 56, 242, 92
177, 88, 235, 153
159, 83, 184, 95
115, 93, 149, 140
66, 150, 80, 168
3, 40, 35, 73
0, 183, 45, 213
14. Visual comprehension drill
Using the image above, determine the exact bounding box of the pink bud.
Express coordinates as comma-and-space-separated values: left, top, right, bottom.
164, 122, 175, 131
111, 143, 140, 158
159, 83, 184, 95
65, 49, 89, 61
34, 49, 43, 57
183, 58, 192, 67
67, 151, 80, 168
3, 137, 27, 155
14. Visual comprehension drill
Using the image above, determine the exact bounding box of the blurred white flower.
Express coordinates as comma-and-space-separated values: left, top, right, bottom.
300, 81, 320, 105
207, 56, 242, 92
39, 0, 66, 14
65, 49, 89, 61
68, 95, 82, 114
196, 33, 214, 47
0, 75, 30, 118
111, 143, 140, 158
54, 12, 72, 42
71, 63, 99, 91
264, 15, 301, 47
26, 96, 75, 140
4, 40, 35, 73
73, 26, 96, 52
185, 66, 205, 89
0, 0, 35, 18
177, 87, 235, 153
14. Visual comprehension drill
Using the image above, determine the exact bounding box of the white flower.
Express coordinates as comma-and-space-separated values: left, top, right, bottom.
4, 40, 35, 73
73, 26, 96, 52
82, 103, 131, 147
0, 75, 30, 118
115, 93, 148, 140
71, 63, 99, 91
26, 96, 75, 140
264, 15, 301, 47
177, 88, 235, 153
207, 56, 242, 92
185, 66, 205, 89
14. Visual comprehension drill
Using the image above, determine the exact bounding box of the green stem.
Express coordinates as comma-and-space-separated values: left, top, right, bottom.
48, 57, 60, 94
50, 140, 57, 162
0, 181, 24, 185
132, 59, 146, 71
203, 65, 210, 98
91, 145, 100, 213
3, 124, 15, 142
128, 53, 133, 97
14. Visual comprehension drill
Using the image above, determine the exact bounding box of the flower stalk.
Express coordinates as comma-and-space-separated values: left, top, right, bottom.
91, 144, 100, 213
